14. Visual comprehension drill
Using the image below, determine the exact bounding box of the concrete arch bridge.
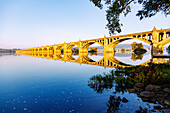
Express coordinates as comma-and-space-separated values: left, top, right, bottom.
16, 28, 170, 55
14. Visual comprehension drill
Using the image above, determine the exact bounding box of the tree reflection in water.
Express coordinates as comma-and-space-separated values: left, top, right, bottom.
135, 106, 150, 113
88, 71, 114, 93
88, 69, 132, 112
88, 68, 134, 94
131, 53, 144, 61
88, 63, 170, 113
106, 96, 121, 113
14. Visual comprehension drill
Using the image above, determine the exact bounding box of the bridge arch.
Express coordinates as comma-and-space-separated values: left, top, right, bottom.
35, 48, 39, 52
54, 45, 64, 54
63, 43, 80, 61
66, 43, 80, 49
66, 53, 79, 61
43, 47, 47, 52
66, 43, 80, 55
49, 46, 54, 53
158, 31, 170, 42
82, 41, 104, 49
82, 55, 103, 63
158, 35, 170, 47
108, 37, 152, 48
80, 41, 104, 55
38, 48, 42, 52
52, 52, 64, 60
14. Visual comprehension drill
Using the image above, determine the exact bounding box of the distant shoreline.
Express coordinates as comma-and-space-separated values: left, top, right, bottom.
0, 49, 20, 53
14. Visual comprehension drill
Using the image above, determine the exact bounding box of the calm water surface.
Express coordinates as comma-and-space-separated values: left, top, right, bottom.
0, 52, 168, 113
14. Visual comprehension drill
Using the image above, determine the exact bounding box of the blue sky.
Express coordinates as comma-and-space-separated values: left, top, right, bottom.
0, 0, 170, 49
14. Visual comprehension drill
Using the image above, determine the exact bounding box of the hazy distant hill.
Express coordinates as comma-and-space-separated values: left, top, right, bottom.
115, 44, 150, 48
0, 48, 20, 53
91, 44, 150, 49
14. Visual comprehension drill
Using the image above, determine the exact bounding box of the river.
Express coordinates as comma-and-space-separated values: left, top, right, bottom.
0, 51, 169, 113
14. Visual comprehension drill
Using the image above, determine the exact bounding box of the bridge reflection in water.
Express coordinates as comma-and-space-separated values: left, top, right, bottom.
16, 51, 169, 68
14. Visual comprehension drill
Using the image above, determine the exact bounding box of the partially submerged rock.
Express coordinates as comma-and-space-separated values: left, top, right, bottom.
145, 84, 161, 91
135, 83, 145, 88
128, 89, 135, 93
125, 83, 170, 110
163, 88, 170, 93
145, 84, 154, 91
153, 104, 162, 109
156, 93, 168, 98
141, 97, 149, 101
134, 87, 144, 92
122, 97, 128, 103
153, 85, 161, 91
140, 91, 155, 98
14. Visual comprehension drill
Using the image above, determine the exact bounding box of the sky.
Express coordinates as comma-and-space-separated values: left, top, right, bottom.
0, 0, 170, 49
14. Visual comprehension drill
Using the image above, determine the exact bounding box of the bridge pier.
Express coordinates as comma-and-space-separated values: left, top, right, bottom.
104, 36, 115, 53
79, 48, 88, 53
79, 40, 88, 53
53, 45, 58, 54
151, 28, 166, 54
79, 52, 88, 64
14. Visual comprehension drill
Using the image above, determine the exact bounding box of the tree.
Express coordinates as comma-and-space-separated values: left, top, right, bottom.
131, 42, 144, 51
89, 0, 170, 34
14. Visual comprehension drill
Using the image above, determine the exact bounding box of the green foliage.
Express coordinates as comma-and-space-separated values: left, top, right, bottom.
131, 42, 144, 51
88, 63, 170, 94
121, 48, 126, 51
115, 67, 135, 87
136, 0, 170, 20
121, 48, 126, 53
89, 0, 170, 34
125, 63, 170, 84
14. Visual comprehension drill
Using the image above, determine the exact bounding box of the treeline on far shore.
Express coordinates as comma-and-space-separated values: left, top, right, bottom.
0, 48, 20, 53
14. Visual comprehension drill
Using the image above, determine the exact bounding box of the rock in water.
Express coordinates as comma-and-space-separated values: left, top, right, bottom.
128, 89, 135, 93
153, 85, 161, 91
135, 83, 145, 88
122, 97, 128, 103
145, 85, 154, 91
134, 87, 144, 92
141, 97, 149, 101
163, 88, 170, 93
145, 85, 161, 91
140, 91, 155, 97
153, 104, 161, 109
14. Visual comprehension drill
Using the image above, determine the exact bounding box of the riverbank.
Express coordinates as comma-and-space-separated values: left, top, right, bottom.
129, 83, 170, 112
88, 63, 170, 112
0, 48, 19, 53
